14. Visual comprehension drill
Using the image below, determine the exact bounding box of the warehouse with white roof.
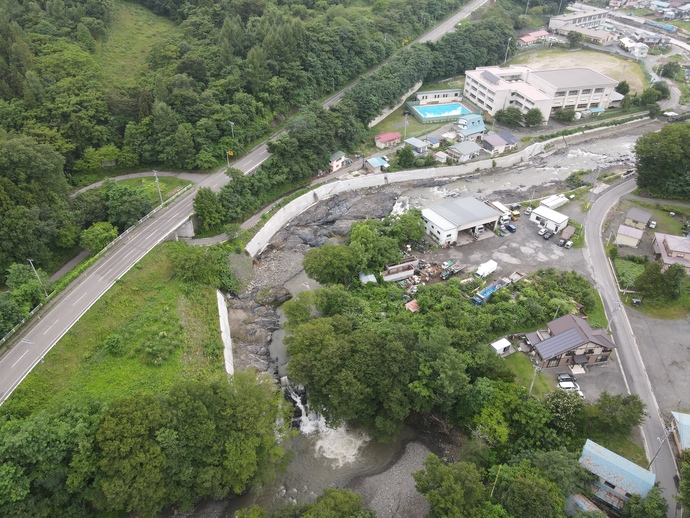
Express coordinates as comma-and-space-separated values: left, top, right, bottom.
529, 205, 570, 233
421, 197, 502, 245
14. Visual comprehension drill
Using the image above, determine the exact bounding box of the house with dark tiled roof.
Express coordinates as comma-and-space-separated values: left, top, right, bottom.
525, 314, 614, 368
579, 439, 656, 514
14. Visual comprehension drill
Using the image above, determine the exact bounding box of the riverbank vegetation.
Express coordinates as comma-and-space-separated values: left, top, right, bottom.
0, 242, 280, 517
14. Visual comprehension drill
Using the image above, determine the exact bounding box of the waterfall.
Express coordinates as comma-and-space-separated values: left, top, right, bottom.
282, 377, 370, 468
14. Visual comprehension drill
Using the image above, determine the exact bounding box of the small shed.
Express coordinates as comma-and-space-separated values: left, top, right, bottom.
434, 151, 449, 164
364, 157, 388, 174
540, 193, 569, 210
561, 225, 576, 240
616, 224, 643, 248
625, 207, 652, 229
359, 272, 377, 285
530, 205, 570, 232
491, 338, 511, 355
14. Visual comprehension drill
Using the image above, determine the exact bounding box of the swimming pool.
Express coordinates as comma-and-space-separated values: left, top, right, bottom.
410, 102, 471, 122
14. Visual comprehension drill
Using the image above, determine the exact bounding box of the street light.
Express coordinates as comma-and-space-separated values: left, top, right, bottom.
504, 37, 513, 64
403, 114, 409, 139
229, 121, 235, 139
27, 259, 48, 299
153, 170, 163, 206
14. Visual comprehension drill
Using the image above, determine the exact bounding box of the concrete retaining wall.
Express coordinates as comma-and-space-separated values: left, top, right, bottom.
245, 117, 651, 257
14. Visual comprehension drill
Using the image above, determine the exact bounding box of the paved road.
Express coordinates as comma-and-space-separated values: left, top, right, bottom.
321, 0, 489, 107
586, 179, 680, 517
0, 0, 489, 405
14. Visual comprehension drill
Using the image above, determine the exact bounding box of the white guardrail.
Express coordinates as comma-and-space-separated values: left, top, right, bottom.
0, 184, 193, 349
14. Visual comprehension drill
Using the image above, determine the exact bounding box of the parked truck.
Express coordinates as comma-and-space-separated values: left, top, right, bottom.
471, 278, 510, 305
441, 263, 466, 280
475, 260, 498, 279
487, 201, 511, 224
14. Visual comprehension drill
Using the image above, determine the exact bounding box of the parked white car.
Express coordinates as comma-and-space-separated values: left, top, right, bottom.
557, 381, 585, 399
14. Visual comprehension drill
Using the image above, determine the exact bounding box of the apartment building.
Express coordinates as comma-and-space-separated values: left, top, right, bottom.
463, 65, 617, 118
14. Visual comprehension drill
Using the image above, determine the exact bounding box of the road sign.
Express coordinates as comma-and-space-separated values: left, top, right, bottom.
227, 151, 234, 156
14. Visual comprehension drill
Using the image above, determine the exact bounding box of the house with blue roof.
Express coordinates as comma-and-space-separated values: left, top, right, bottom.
672, 411, 690, 454
454, 114, 486, 141
579, 439, 656, 513
364, 157, 389, 174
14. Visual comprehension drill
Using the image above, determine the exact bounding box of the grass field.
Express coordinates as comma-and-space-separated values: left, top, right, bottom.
115, 176, 192, 204
504, 352, 554, 398
511, 49, 647, 93
595, 434, 648, 467
1, 244, 223, 418
96, 0, 180, 89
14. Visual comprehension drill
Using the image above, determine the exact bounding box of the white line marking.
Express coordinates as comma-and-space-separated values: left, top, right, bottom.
12, 350, 29, 368
43, 322, 56, 335
72, 292, 88, 306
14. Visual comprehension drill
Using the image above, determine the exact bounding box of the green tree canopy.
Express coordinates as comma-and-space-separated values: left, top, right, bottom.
494, 107, 524, 126
621, 485, 668, 518
616, 81, 630, 95
303, 244, 363, 287
634, 122, 690, 199
79, 221, 118, 252
524, 108, 544, 127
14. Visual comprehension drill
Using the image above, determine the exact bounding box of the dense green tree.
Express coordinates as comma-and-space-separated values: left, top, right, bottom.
5, 263, 50, 311
676, 456, 690, 511
303, 489, 375, 518
524, 108, 544, 127
589, 391, 646, 435
303, 244, 362, 287
634, 261, 687, 300
567, 31, 582, 48
397, 145, 415, 168
616, 80, 630, 95
652, 81, 670, 100
552, 108, 576, 122
167, 242, 239, 291
494, 107, 523, 126
413, 454, 491, 518
635, 123, 690, 199
660, 61, 681, 79
79, 221, 118, 252
103, 181, 153, 230
639, 88, 660, 106
621, 486, 668, 518
194, 187, 226, 234
509, 449, 594, 496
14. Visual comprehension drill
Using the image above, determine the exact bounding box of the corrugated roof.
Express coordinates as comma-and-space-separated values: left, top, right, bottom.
449, 141, 482, 155
375, 132, 402, 143
566, 494, 602, 514
497, 130, 518, 145
532, 205, 569, 224
626, 207, 652, 223
330, 150, 346, 161
532, 68, 616, 89
548, 314, 614, 349
484, 133, 508, 148
579, 439, 656, 497
535, 327, 584, 360
617, 224, 643, 240
672, 412, 690, 450
426, 197, 502, 228
367, 157, 387, 168
404, 137, 427, 148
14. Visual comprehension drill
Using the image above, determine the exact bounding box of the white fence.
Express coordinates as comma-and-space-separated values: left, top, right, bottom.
246, 117, 650, 257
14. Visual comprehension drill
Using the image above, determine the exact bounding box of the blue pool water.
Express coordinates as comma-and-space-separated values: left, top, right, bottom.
412, 103, 470, 119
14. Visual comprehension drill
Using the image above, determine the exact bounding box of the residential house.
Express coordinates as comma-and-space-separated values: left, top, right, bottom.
530, 205, 570, 232
455, 114, 486, 141
671, 411, 690, 454
625, 207, 652, 229
491, 338, 511, 355
424, 136, 441, 149
404, 137, 428, 155
421, 197, 502, 245
517, 29, 550, 46
375, 131, 403, 149
653, 232, 690, 273
434, 151, 449, 164
447, 141, 482, 162
496, 130, 518, 150
463, 65, 617, 118
329, 150, 347, 173
527, 313, 614, 368
364, 157, 389, 174
579, 439, 656, 513
615, 224, 643, 248
483, 133, 510, 155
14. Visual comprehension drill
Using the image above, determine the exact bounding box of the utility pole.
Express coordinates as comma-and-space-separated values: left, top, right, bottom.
28, 258, 48, 299
229, 121, 235, 139
528, 363, 542, 398
504, 37, 513, 64
153, 170, 163, 206
647, 427, 672, 469
403, 114, 409, 139
606, 301, 624, 333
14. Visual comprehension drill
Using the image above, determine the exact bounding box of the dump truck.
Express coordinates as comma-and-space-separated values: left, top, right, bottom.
441, 263, 466, 280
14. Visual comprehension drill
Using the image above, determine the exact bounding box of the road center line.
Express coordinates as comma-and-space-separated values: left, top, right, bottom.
12, 350, 29, 368
43, 321, 57, 335
72, 292, 88, 306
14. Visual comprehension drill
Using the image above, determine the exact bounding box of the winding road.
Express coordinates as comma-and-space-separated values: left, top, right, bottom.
0, 0, 487, 404
586, 180, 679, 517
